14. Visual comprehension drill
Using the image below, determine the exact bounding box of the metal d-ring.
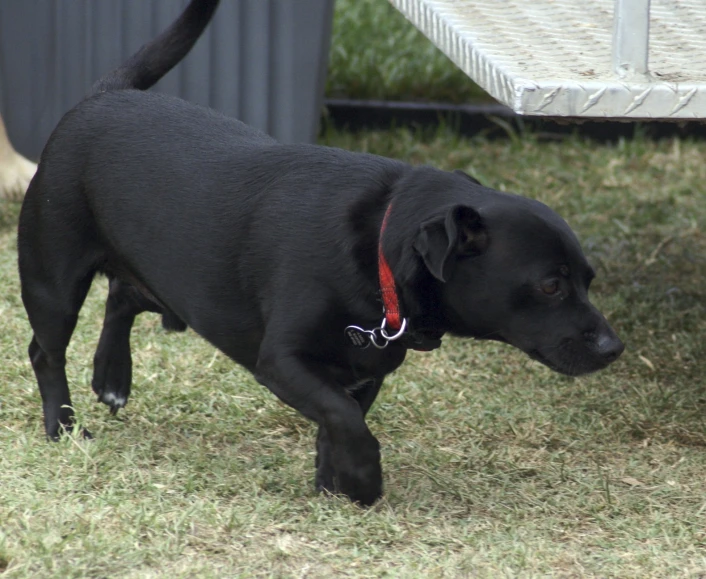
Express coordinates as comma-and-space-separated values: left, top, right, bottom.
369, 327, 389, 349
379, 317, 407, 341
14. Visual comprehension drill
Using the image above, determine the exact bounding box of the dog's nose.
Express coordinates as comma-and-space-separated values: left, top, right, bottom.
595, 332, 624, 363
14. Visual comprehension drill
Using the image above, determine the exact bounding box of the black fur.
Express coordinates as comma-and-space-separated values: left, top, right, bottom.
92, 0, 220, 94
18, 0, 623, 505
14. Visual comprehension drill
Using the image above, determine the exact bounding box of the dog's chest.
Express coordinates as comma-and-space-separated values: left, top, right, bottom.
337, 342, 407, 388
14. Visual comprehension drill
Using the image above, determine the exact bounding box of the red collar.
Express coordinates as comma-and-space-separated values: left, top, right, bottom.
375, 203, 444, 352
345, 202, 443, 351
378, 203, 403, 331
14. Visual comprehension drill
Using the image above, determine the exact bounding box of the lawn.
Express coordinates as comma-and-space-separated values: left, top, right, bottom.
327, 0, 491, 103
1, 1, 706, 577
1, 129, 705, 577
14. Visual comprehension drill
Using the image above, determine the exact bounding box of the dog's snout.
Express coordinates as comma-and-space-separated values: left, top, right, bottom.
594, 331, 624, 363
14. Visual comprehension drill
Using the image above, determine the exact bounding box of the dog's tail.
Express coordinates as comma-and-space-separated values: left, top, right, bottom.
91, 0, 220, 95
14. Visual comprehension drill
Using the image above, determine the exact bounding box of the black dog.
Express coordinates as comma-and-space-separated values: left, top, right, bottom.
18, 0, 623, 505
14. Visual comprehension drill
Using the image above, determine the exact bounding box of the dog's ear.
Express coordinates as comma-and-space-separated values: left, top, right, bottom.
453, 169, 482, 186
413, 205, 488, 282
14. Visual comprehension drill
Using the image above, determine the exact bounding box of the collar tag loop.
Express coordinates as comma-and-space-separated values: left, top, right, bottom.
345, 317, 408, 350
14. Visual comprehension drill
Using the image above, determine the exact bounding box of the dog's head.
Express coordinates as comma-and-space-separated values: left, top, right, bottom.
410, 171, 623, 376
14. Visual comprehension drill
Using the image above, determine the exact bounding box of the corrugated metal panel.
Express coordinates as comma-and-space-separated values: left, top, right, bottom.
0, 0, 334, 158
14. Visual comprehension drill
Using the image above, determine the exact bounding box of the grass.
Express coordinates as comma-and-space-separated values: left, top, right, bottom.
327, 0, 492, 103
1, 128, 705, 577
0, 3, 705, 575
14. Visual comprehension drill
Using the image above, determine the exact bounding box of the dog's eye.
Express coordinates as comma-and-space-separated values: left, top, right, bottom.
541, 279, 560, 295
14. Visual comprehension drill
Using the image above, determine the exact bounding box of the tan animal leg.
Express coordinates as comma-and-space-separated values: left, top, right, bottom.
0, 113, 37, 200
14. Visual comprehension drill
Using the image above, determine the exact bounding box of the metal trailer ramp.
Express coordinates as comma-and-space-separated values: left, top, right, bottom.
389, 0, 706, 119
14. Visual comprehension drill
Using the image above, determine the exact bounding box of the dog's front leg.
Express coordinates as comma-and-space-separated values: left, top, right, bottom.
315, 425, 335, 494
316, 378, 382, 495
255, 349, 382, 506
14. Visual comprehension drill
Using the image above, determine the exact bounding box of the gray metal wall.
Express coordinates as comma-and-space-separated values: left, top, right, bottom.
0, 0, 334, 158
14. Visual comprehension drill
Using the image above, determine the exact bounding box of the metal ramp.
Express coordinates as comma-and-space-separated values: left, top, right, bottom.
389, 0, 706, 119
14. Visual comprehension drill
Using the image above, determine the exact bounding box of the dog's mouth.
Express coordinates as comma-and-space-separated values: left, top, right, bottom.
528, 348, 560, 371
483, 334, 596, 376
527, 341, 615, 377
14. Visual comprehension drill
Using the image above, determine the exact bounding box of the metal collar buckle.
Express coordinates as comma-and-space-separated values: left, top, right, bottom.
345, 318, 408, 350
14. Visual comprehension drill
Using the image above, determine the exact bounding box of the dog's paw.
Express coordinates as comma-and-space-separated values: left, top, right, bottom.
96, 388, 129, 415
315, 467, 335, 495
331, 435, 383, 506
92, 344, 132, 415
334, 462, 383, 506
47, 424, 93, 442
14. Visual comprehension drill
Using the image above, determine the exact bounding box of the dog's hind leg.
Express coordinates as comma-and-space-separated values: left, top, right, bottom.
92, 279, 144, 415
20, 251, 97, 440
92, 278, 184, 415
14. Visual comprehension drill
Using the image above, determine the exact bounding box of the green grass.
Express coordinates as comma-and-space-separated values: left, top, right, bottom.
1, 129, 705, 577
327, 0, 492, 103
